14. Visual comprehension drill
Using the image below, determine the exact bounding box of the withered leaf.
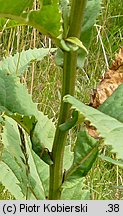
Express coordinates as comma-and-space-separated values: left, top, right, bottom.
87, 48, 123, 138
90, 48, 123, 108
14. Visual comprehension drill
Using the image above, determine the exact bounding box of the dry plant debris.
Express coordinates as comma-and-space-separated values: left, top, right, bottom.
90, 48, 123, 108
87, 48, 123, 138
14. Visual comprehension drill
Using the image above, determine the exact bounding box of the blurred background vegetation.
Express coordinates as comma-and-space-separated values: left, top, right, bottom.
0, 0, 123, 199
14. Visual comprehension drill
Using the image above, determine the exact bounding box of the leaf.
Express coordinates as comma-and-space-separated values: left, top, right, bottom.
66, 37, 88, 53
88, 50, 123, 139
11, 114, 37, 135
82, 0, 101, 33
0, 115, 4, 123
98, 84, 123, 123
99, 154, 123, 168
55, 48, 63, 67
0, 69, 55, 164
1, 150, 30, 199
0, 0, 62, 40
63, 145, 74, 171
64, 94, 123, 159
0, 0, 33, 15
0, 70, 37, 115
59, 110, 78, 131
32, 151, 49, 198
25, 135, 48, 199
64, 129, 98, 182
1, 117, 78, 199
2, 117, 25, 163
0, 160, 25, 199
1, 121, 32, 199
0, 48, 56, 76
78, 0, 101, 69
28, 1, 62, 39
59, 0, 70, 37
91, 48, 123, 108
0, 116, 49, 199
2, 117, 45, 198
61, 178, 90, 200
0, 18, 22, 31
55, 0, 101, 68
0, 47, 56, 154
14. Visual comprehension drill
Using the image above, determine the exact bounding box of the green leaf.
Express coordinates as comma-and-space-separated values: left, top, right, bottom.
0, 18, 23, 31
32, 151, 49, 198
0, 69, 55, 164
31, 112, 55, 151
0, 160, 25, 199
0, 48, 56, 76
0, 0, 62, 40
55, 0, 101, 68
0, 70, 37, 115
0, 116, 49, 199
64, 94, 123, 159
61, 129, 96, 201
2, 117, 25, 163
1, 150, 30, 199
10, 114, 37, 135
98, 84, 123, 123
25, 135, 48, 199
55, 48, 63, 67
1, 118, 35, 199
64, 129, 98, 182
59, 110, 78, 131
66, 37, 88, 53
78, 0, 101, 69
1, 149, 46, 199
0, 47, 56, 155
61, 178, 90, 200
82, 0, 101, 33
59, 0, 70, 37
0, 115, 4, 123
99, 155, 123, 168
1, 116, 77, 199
63, 145, 74, 171
0, 0, 33, 15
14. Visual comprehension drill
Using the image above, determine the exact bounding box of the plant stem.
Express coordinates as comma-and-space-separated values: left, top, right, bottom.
49, 0, 87, 200
49, 52, 77, 200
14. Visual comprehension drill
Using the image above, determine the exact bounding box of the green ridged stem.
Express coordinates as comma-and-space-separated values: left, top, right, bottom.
49, 0, 87, 200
